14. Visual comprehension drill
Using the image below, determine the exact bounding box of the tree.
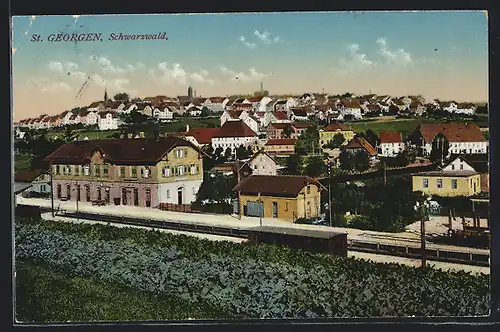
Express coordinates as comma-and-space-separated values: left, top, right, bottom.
294, 126, 320, 156
430, 134, 450, 164
203, 143, 214, 156
224, 147, 233, 160
353, 150, 370, 172
246, 145, 254, 157
286, 154, 302, 175
304, 155, 325, 178
476, 103, 488, 114
364, 129, 379, 148
113, 93, 130, 103
235, 145, 250, 160
195, 172, 237, 207
325, 133, 345, 149
283, 124, 293, 139
200, 107, 210, 117
214, 147, 224, 157
60, 126, 79, 142
338, 150, 355, 172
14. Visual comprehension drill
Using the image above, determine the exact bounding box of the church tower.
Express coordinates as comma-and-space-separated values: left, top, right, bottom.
104, 88, 108, 101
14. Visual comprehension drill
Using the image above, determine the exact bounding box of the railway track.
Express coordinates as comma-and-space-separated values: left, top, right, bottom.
56, 210, 490, 268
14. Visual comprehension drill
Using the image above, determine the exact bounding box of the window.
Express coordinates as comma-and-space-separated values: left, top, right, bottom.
285, 202, 288, 211
178, 166, 185, 176
163, 167, 171, 177
119, 167, 125, 178
437, 179, 443, 188
190, 165, 197, 175
254, 165, 257, 170
451, 164, 455, 170
103, 165, 109, 177
423, 178, 429, 188
166, 190, 170, 198
460, 164, 464, 170
75, 166, 81, 176
94, 165, 100, 177
142, 166, 150, 178
68, 166, 73, 175
451, 179, 458, 189
307, 185, 311, 194
83, 165, 90, 176
131, 167, 137, 178
176, 149, 185, 158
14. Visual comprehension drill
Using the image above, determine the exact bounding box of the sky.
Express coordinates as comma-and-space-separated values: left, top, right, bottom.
11, 11, 488, 121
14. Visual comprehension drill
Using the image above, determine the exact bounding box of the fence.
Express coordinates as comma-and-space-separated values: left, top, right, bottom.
158, 203, 194, 213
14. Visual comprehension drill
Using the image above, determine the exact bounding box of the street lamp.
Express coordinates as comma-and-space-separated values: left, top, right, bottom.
327, 161, 333, 227
72, 180, 79, 222
414, 194, 431, 268
257, 192, 263, 227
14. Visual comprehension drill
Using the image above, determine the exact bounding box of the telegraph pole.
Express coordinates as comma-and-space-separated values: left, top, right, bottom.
420, 203, 427, 268
328, 162, 333, 227
50, 162, 55, 217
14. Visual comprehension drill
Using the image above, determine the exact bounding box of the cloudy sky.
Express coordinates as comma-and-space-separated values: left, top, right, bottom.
11, 11, 488, 120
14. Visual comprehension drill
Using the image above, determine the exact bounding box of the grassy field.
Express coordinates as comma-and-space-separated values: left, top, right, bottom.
45, 117, 221, 140
14, 153, 32, 172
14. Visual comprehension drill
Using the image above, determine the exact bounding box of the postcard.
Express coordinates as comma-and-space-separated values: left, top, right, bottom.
12, 11, 490, 323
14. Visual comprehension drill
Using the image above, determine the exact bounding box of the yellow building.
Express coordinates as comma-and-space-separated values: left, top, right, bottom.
233, 175, 325, 222
412, 170, 481, 197
319, 123, 355, 147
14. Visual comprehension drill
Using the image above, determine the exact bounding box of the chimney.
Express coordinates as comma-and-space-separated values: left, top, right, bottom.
186, 124, 190, 132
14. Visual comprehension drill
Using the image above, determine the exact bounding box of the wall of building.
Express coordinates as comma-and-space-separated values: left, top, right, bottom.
157, 179, 203, 205
264, 144, 295, 156
412, 174, 481, 197
319, 130, 354, 146
379, 142, 405, 157
239, 194, 298, 222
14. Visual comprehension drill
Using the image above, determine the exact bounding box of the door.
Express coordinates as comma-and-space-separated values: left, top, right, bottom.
97, 187, 102, 201
122, 188, 127, 205
145, 188, 151, 207
177, 187, 183, 205
246, 201, 264, 217
105, 189, 110, 204
272, 202, 278, 218
473, 182, 477, 193
57, 185, 61, 199
66, 185, 71, 200
76, 185, 81, 201
133, 188, 139, 206
86, 186, 91, 202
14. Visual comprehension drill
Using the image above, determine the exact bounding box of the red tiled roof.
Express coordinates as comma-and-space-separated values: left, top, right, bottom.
366, 104, 381, 112
98, 111, 116, 119
345, 137, 377, 156
88, 101, 103, 108
379, 131, 402, 144
233, 175, 325, 196
419, 123, 486, 143
291, 122, 313, 129
268, 122, 289, 130
213, 120, 257, 138
248, 96, 265, 103
209, 97, 227, 103
255, 112, 265, 118
324, 123, 351, 132
272, 111, 288, 120
185, 127, 220, 145
341, 100, 361, 109
265, 138, 296, 146
290, 108, 308, 117
14, 170, 46, 182
227, 110, 244, 119
232, 103, 253, 108
44, 136, 202, 165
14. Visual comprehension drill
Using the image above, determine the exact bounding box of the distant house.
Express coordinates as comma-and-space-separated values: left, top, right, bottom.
233, 175, 325, 221
81, 111, 98, 126
412, 168, 481, 197
446, 154, 489, 193
244, 150, 278, 176
220, 109, 249, 127
318, 123, 355, 147
344, 137, 378, 158
417, 123, 487, 156
184, 127, 220, 147
363, 104, 382, 116
408, 102, 425, 116
186, 106, 202, 117
288, 108, 309, 122
391, 98, 408, 111
378, 131, 405, 157
211, 120, 258, 157
264, 138, 296, 157
98, 111, 120, 130
262, 111, 291, 127
14, 170, 51, 197
153, 105, 174, 121
203, 97, 229, 113
247, 96, 273, 113
338, 100, 363, 119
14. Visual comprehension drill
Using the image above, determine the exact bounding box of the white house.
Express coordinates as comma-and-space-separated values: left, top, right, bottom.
59, 111, 74, 126
220, 109, 250, 126
186, 106, 202, 117
419, 123, 488, 156
87, 102, 105, 113
274, 98, 297, 112
211, 120, 258, 156
153, 106, 174, 121
98, 111, 120, 130
288, 108, 309, 122
442, 156, 477, 172
81, 111, 98, 126
243, 115, 260, 134
378, 131, 406, 157
119, 103, 138, 114
245, 150, 278, 176
262, 111, 291, 127
454, 103, 477, 115
339, 100, 363, 119
247, 96, 273, 113
203, 97, 229, 113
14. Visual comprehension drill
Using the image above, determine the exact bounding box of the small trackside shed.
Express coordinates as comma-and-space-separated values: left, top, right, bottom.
247, 226, 348, 257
